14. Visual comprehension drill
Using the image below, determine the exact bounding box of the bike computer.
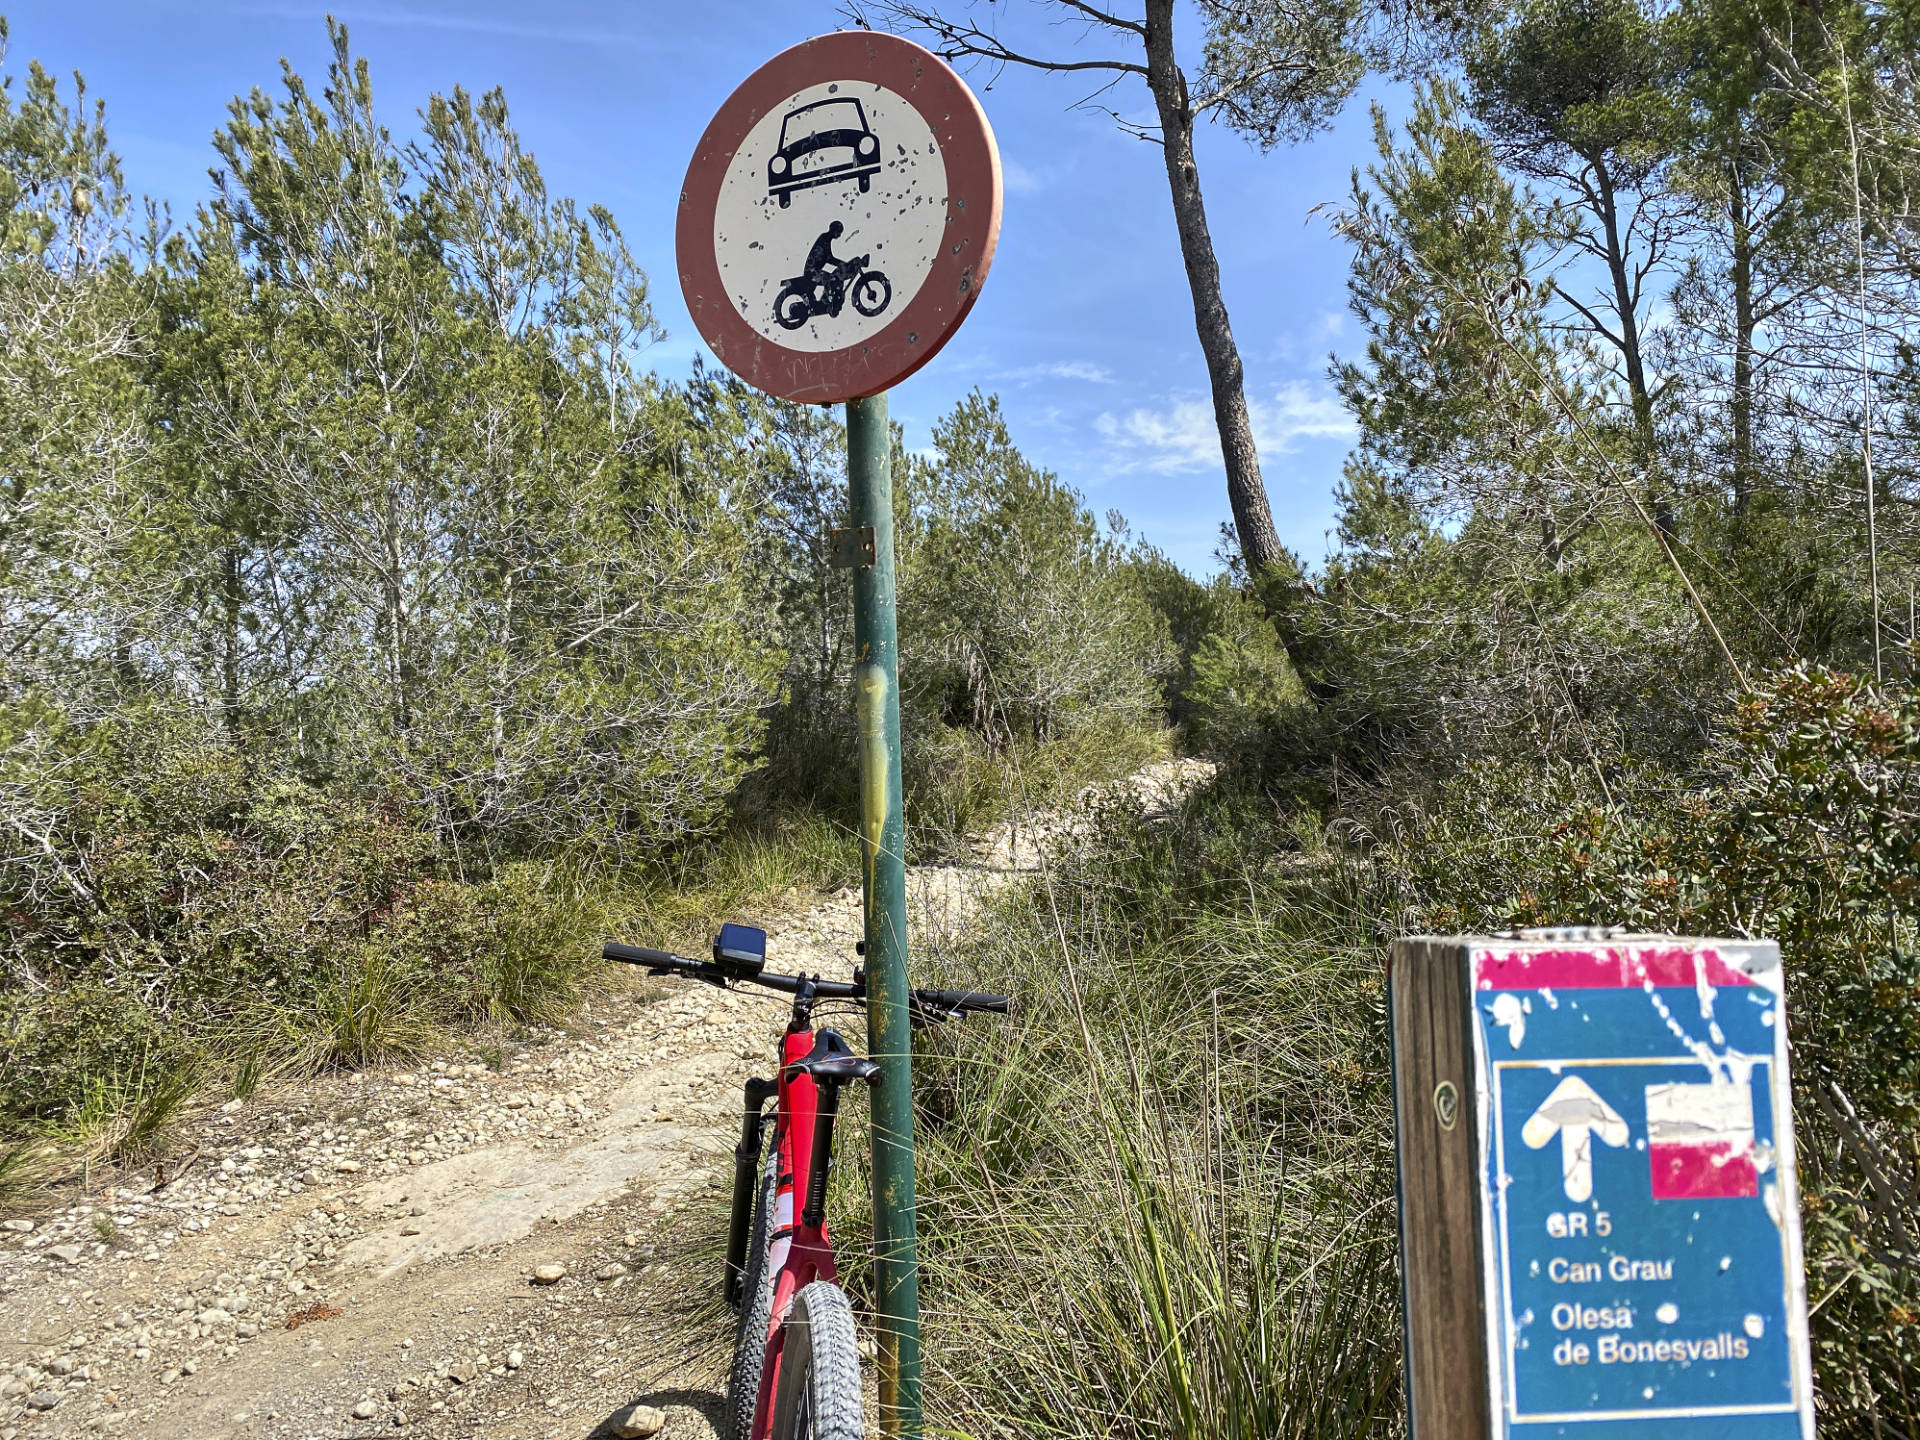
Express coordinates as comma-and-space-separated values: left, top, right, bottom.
713, 923, 768, 980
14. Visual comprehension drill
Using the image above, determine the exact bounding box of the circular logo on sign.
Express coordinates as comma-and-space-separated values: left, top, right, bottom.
1434, 1081, 1460, 1131
678, 32, 1002, 404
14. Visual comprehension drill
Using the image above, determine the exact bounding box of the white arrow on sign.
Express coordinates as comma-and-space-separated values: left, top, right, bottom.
1522, 1076, 1630, 1202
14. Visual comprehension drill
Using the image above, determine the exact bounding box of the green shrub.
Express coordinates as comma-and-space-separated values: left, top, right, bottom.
0, 704, 608, 1135
1380, 663, 1920, 1435
1185, 597, 1310, 755
897, 393, 1174, 756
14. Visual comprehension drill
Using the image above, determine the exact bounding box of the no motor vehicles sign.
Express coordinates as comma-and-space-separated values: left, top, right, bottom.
677, 31, 1002, 404
1390, 933, 1815, 1440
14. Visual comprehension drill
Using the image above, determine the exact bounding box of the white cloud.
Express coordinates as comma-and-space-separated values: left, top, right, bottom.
998, 360, 1115, 386
1003, 159, 1044, 194
1095, 381, 1354, 474
1312, 309, 1347, 341
254, 4, 653, 47
1263, 380, 1355, 444
1095, 399, 1221, 471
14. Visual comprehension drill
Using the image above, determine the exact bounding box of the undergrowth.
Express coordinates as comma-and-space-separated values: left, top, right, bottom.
815, 779, 1406, 1440
0, 800, 864, 1195
817, 661, 1918, 1439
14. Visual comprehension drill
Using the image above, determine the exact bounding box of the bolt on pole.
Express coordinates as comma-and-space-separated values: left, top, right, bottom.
846, 391, 922, 1438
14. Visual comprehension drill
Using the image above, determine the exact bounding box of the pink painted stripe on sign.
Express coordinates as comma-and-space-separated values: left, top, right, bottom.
1649, 1142, 1760, 1200
1473, 946, 1754, 990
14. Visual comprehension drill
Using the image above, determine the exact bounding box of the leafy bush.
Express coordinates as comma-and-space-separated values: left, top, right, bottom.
1184, 591, 1310, 755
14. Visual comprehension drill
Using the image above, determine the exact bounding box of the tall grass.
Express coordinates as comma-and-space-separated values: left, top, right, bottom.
820, 776, 1406, 1439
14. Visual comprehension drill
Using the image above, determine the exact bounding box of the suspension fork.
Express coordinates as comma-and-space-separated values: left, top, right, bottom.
725, 1075, 780, 1305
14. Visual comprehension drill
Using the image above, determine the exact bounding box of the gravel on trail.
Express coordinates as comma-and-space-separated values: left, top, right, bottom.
0, 760, 1210, 1440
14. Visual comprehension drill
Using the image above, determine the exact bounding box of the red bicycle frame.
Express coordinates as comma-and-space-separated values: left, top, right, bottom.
601, 928, 1007, 1440
749, 1018, 842, 1438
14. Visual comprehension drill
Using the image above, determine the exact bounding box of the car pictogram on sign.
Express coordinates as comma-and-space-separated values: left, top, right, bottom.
768, 97, 881, 206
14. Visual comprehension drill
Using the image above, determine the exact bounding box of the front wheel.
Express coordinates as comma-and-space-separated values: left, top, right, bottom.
726, 1145, 778, 1440
850, 271, 891, 318
770, 1281, 864, 1440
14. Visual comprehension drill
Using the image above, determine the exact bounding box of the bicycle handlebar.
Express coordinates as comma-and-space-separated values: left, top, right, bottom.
601, 941, 1010, 1017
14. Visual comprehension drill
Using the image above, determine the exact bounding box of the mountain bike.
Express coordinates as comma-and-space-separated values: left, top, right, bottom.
604, 923, 1009, 1440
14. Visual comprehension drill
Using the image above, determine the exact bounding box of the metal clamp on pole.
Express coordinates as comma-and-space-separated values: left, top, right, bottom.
828, 525, 876, 569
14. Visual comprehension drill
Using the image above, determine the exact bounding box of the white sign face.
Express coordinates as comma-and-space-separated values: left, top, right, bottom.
711, 80, 948, 354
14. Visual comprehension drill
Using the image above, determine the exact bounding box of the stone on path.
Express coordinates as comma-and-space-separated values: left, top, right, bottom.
531, 1262, 566, 1284
609, 1402, 666, 1438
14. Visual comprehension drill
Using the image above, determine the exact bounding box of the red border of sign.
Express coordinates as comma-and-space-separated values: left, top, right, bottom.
676, 31, 1002, 404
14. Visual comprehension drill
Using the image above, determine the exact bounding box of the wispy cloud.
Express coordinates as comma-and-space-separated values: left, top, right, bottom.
1311, 309, 1347, 341
1003, 159, 1044, 195
245, 4, 655, 48
1268, 309, 1349, 364
1095, 381, 1353, 474
998, 359, 1115, 386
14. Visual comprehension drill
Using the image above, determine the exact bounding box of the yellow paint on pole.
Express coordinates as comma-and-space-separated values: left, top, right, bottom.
859, 662, 890, 899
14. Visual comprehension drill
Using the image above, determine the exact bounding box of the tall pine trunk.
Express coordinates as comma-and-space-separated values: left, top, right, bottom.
1142, 0, 1286, 576
1590, 153, 1669, 531
1729, 158, 1755, 517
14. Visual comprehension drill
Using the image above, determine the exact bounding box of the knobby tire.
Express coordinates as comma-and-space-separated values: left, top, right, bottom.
726, 1144, 778, 1440
769, 1281, 864, 1440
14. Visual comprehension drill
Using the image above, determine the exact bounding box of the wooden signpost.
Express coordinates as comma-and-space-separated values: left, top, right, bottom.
677, 32, 1002, 1440
1390, 931, 1815, 1440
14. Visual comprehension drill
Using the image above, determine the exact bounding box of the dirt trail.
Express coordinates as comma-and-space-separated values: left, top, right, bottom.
0, 760, 1210, 1440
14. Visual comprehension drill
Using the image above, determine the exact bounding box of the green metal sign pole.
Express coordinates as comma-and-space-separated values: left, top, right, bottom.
847, 391, 922, 1439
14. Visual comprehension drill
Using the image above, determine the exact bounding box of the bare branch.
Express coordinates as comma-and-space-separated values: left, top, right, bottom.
1051, 0, 1145, 36
849, 1, 1148, 78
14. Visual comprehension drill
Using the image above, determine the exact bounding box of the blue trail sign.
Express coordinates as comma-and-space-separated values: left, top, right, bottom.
1389, 933, 1815, 1440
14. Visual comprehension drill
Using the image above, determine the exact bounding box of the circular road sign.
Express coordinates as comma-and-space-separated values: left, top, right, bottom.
677, 31, 1002, 404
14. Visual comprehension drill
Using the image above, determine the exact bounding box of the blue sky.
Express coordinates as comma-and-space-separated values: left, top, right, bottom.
8, 1, 1395, 575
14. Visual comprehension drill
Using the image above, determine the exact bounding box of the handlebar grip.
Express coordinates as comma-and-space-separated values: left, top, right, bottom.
603, 941, 682, 968
914, 987, 1012, 1015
